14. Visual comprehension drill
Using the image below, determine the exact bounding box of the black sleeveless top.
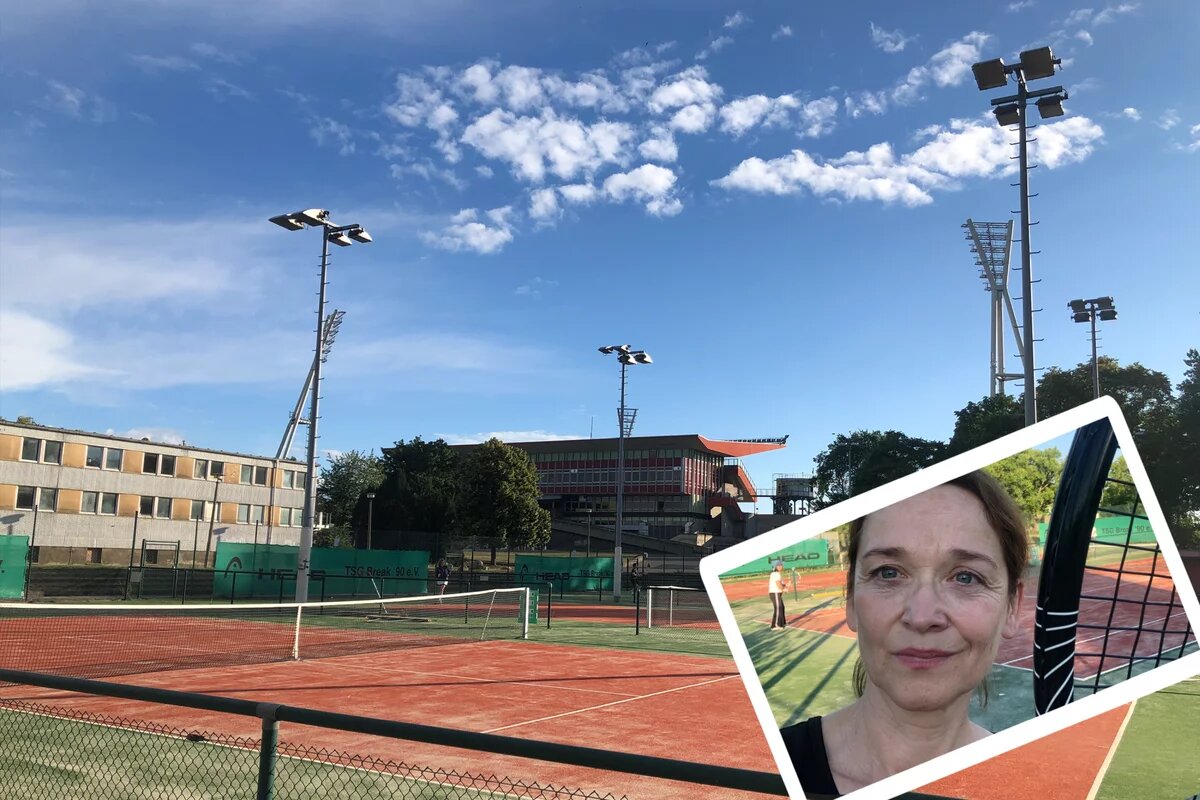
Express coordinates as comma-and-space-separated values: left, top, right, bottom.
779, 716, 841, 798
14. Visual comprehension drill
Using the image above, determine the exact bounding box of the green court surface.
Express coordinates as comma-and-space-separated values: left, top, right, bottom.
0, 705, 560, 800
1094, 675, 1200, 800
732, 594, 1037, 733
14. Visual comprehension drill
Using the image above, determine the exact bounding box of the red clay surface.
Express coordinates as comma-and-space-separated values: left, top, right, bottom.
3, 639, 778, 800
918, 703, 1133, 800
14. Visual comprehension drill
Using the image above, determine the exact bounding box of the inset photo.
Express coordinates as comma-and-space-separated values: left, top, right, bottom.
700, 398, 1200, 800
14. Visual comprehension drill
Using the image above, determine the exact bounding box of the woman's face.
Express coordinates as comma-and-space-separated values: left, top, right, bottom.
846, 485, 1022, 714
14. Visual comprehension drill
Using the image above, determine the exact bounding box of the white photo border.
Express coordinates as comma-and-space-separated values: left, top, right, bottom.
699, 397, 1200, 800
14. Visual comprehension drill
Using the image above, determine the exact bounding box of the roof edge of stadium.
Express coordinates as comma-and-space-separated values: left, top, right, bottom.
444, 434, 788, 458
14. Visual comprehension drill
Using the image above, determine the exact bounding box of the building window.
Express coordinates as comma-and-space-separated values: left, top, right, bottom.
282, 470, 295, 489
42, 441, 62, 464
250, 504, 265, 523
29, 546, 40, 564
21, 438, 40, 461
293, 508, 304, 526
143, 453, 159, 474
140, 496, 155, 516
38, 488, 58, 512
240, 464, 252, 483
280, 507, 291, 526
194, 459, 209, 479
86, 445, 105, 468
142, 453, 176, 476
86, 548, 103, 564
155, 498, 172, 519
160, 455, 176, 477
100, 493, 117, 515
82, 491, 99, 514
15, 486, 36, 510
254, 466, 268, 486
190, 500, 206, 521
105, 448, 123, 470
143, 549, 159, 565
210, 460, 224, 478
237, 504, 250, 524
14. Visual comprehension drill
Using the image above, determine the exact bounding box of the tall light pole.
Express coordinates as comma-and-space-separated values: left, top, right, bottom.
1069, 296, 1118, 399
971, 46, 1068, 427
598, 344, 652, 601
366, 492, 376, 551
270, 208, 372, 602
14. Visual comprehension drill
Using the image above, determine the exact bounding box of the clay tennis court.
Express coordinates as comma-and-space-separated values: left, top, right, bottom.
0, 615, 777, 800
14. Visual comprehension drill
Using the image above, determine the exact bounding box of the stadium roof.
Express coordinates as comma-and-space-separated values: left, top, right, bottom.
451, 434, 788, 458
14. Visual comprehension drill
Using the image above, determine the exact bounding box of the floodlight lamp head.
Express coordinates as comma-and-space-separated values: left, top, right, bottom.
296, 208, 331, 227
1019, 47, 1058, 81
327, 231, 354, 247
348, 227, 372, 244
1069, 299, 1087, 313
971, 58, 1008, 91
1072, 311, 1092, 323
1036, 95, 1066, 119
994, 104, 1021, 127
269, 214, 305, 231
1099, 309, 1118, 321
1094, 296, 1114, 310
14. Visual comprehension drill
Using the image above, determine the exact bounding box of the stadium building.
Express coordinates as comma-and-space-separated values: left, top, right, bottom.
0, 420, 308, 566
451, 434, 788, 544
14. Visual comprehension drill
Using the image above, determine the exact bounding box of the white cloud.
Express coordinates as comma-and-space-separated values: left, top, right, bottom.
421, 207, 515, 254
869, 22, 915, 53
1093, 3, 1139, 24
112, 428, 187, 445
602, 164, 683, 216
797, 97, 840, 138
669, 103, 715, 134
390, 160, 465, 189
1186, 123, 1200, 153
514, 276, 559, 298
0, 309, 117, 391
638, 126, 678, 162
724, 11, 750, 29
190, 42, 241, 64
696, 36, 734, 61
1007, 0, 1035, 10
713, 115, 1104, 206
648, 66, 722, 112
1158, 109, 1180, 130
772, 25, 793, 40
558, 183, 600, 205
528, 187, 560, 223
846, 31, 990, 117
310, 117, 355, 155
129, 54, 198, 72
1121, 107, 1141, 121
719, 95, 774, 136
461, 108, 635, 183
475, 165, 494, 178
42, 81, 116, 123
437, 430, 581, 445
1076, 30, 1094, 46
206, 77, 253, 101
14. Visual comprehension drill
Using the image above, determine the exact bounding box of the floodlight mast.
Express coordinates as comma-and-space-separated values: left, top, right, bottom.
971, 47, 1069, 428
270, 209, 371, 603
1068, 296, 1118, 399
599, 343, 652, 601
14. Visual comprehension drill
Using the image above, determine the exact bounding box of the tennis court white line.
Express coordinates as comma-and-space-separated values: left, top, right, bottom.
1001, 609, 1192, 666
343, 661, 640, 699
749, 617, 858, 641
480, 674, 739, 734
1083, 699, 1137, 800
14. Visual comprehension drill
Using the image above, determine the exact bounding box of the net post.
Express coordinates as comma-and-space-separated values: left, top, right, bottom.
256, 703, 280, 800
230, 572, 237, 605
520, 587, 530, 639
292, 606, 303, 660
635, 586, 642, 635
646, 587, 653, 629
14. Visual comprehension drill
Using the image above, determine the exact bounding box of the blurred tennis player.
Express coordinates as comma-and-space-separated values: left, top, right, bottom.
781, 471, 1028, 797
768, 560, 787, 630
435, 558, 451, 601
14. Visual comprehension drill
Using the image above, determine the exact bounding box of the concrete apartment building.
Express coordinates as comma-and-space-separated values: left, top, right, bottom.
0, 420, 308, 566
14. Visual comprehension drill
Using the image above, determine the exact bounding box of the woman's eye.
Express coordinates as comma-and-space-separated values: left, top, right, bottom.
875, 566, 900, 579
953, 571, 978, 585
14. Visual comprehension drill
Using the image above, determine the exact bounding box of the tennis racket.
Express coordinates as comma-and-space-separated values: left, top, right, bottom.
1033, 418, 1197, 714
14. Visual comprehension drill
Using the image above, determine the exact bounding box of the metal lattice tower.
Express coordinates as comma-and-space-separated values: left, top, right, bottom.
963, 219, 1025, 397
277, 309, 345, 460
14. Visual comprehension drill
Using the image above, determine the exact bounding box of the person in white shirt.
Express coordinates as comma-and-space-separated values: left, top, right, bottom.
768, 560, 787, 630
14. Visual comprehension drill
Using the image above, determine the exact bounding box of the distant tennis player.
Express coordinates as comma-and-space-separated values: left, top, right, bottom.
434, 558, 451, 601
768, 560, 787, 630
780, 471, 1028, 797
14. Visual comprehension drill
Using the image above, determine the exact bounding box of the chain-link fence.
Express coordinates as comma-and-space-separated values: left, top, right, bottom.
0, 668, 786, 800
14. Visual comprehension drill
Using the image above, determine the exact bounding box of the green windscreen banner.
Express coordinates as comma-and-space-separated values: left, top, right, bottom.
514, 555, 614, 591
720, 539, 831, 577
1036, 517, 1157, 546
0, 536, 29, 599
213, 543, 429, 598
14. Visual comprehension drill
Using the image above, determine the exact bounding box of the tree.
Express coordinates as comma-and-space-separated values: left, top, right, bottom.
456, 438, 550, 556
984, 447, 1063, 525
373, 437, 460, 543
1099, 455, 1137, 515
317, 450, 385, 545
1038, 357, 1175, 434
1161, 349, 1200, 546
946, 394, 1024, 456
16, 416, 36, 425
813, 430, 946, 508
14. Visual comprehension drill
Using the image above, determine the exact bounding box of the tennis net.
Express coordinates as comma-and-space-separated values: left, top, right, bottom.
634, 586, 725, 654
0, 587, 530, 682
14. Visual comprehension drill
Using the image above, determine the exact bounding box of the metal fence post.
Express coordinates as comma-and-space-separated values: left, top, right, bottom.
256, 703, 280, 800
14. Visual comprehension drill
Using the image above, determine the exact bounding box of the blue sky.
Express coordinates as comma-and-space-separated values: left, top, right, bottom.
1, 1, 1197, 499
